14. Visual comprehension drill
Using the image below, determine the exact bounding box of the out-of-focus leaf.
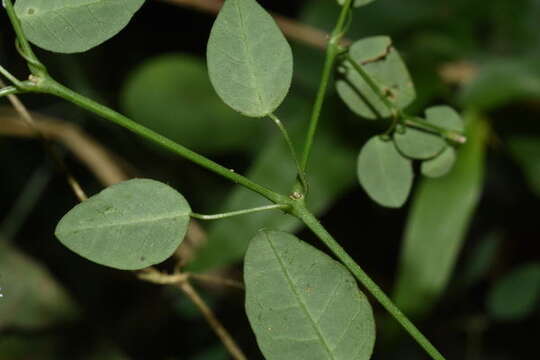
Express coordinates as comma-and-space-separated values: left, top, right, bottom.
14, 0, 145, 53
487, 263, 540, 321
190, 346, 228, 360
189, 111, 356, 271
508, 136, 540, 197
337, 0, 376, 9
358, 136, 413, 208
121, 55, 260, 153
245, 230, 375, 360
336, 36, 415, 119
393, 111, 488, 316
460, 58, 540, 111
421, 147, 457, 178
55, 179, 191, 270
0, 335, 58, 359
207, 0, 293, 117
459, 232, 501, 288
0, 242, 77, 330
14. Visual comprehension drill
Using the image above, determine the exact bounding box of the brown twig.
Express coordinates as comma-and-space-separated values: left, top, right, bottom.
0, 79, 88, 201
157, 0, 336, 50
138, 268, 247, 360
0, 107, 131, 186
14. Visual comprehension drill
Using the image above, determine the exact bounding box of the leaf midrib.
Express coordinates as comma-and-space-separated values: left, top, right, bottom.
57, 211, 188, 234
234, 0, 265, 114
265, 233, 336, 359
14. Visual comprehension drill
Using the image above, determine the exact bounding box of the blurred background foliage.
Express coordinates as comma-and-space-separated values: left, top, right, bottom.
1, 0, 539, 359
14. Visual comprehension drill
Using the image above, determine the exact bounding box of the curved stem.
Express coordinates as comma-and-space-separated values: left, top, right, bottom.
268, 113, 308, 193
294, 205, 446, 360
0, 85, 19, 98
34, 77, 286, 205
0, 65, 22, 86
191, 204, 289, 220
300, 0, 354, 172
404, 116, 467, 144
3, 0, 45, 76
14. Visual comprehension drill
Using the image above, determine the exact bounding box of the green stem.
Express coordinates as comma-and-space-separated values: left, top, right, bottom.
3, 0, 45, 76
268, 113, 308, 193
34, 77, 286, 205
300, 0, 354, 172
404, 116, 467, 144
344, 54, 398, 117
0, 85, 19, 97
0, 65, 22, 86
294, 205, 446, 360
191, 204, 289, 221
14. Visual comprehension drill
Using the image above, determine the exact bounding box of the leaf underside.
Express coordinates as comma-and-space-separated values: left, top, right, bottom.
245, 230, 375, 360
55, 179, 191, 270
358, 136, 413, 208
15, 0, 145, 53
336, 36, 416, 120
207, 0, 293, 117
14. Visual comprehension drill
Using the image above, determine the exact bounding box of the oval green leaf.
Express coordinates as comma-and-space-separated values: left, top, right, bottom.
55, 179, 191, 270
207, 0, 293, 117
336, 36, 415, 119
358, 136, 413, 208
337, 0, 376, 8
487, 262, 540, 321
14, 0, 145, 54
394, 112, 488, 316
421, 147, 456, 178
394, 128, 445, 160
121, 55, 261, 153
425, 105, 464, 132
245, 230, 375, 360
394, 105, 463, 160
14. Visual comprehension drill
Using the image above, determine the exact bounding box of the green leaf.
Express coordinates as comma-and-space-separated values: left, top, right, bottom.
358, 136, 413, 208
394, 106, 463, 160
393, 112, 488, 316
121, 54, 261, 153
421, 147, 457, 178
14, 0, 145, 54
207, 0, 293, 117
487, 263, 540, 321
394, 128, 445, 160
336, 36, 415, 119
337, 0, 375, 8
245, 230, 375, 360
55, 179, 191, 270
425, 105, 464, 132
189, 109, 356, 271
0, 241, 78, 330
508, 136, 540, 198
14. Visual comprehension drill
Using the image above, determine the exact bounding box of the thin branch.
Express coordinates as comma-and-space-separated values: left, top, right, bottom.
178, 281, 247, 360
156, 0, 343, 50
137, 268, 247, 360
192, 204, 289, 220
190, 273, 244, 290
0, 79, 87, 201
0, 107, 131, 186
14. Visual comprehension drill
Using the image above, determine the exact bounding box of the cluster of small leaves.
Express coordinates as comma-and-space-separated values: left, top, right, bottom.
336, 36, 465, 208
